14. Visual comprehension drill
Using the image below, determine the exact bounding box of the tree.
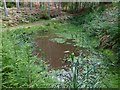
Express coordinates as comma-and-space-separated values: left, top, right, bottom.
23, 0, 27, 14
3, 0, 8, 16
53, 1, 57, 16
30, 0, 32, 10
75, 2, 79, 12
16, 0, 19, 12
47, 1, 50, 16
23, 0, 27, 10
58, 0, 61, 16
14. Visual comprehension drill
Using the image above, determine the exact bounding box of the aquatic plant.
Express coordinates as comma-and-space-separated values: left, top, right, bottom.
50, 38, 66, 44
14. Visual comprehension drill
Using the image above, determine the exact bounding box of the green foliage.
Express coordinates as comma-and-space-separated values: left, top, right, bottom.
96, 3, 106, 13
1, 3, 119, 88
40, 4, 50, 20
69, 53, 79, 88
1, 28, 57, 88
67, 4, 119, 63
67, 10, 96, 26
61, 2, 99, 13
110, 27, 120, 61
25, 15, 38, 22
6, 2, 16, 8
112, 2, 119, 5
41, 13, 50, 20
45, 4, 119, 88
63, 52, 109, 88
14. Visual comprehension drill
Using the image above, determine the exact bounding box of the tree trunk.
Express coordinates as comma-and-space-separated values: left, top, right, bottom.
30, 0, 32, 10
54, 1, 57, 16
23, 0, 27, 10
75, 2, 78, 12
58, 0, 61, 16
16, 0, 19, 12
48, 1, 50, 17
3, 0, 8, 16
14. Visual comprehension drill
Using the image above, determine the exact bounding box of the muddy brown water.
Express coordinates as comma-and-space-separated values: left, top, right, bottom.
33, 32, 79, 69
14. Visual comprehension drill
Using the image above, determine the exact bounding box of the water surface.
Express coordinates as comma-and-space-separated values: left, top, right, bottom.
33, 32, 79, 69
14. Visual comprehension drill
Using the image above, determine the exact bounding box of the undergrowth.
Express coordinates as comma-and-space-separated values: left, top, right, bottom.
1, 28, 58, 88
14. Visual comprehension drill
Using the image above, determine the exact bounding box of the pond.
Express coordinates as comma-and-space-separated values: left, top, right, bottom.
33, 31, 80, 69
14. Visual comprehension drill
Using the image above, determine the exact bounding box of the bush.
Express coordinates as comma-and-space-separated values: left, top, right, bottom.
6, 2, 16, 8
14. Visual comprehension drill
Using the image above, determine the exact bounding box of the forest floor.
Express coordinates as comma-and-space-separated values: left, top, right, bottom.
2, 13, 75, 31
